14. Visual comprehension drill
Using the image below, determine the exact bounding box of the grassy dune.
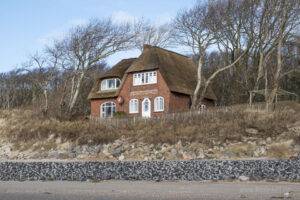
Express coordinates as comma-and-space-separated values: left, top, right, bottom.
0, 102, 299, 159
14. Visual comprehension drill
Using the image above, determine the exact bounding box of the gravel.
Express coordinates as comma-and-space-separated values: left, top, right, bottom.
0, 158, 299, 181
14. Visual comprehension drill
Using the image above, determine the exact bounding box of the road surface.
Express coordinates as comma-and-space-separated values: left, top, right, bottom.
0, 181, 299, 200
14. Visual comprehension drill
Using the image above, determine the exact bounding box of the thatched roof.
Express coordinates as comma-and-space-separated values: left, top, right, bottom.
100, 58, 137, 79
88, 45, 217, 100
126, 45, 216, 100
88, 58, 136, 100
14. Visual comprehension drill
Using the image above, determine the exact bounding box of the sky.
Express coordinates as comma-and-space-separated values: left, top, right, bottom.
0, 0, 196, 73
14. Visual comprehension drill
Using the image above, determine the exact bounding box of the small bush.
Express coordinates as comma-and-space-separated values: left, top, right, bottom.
114, 111, 127, 118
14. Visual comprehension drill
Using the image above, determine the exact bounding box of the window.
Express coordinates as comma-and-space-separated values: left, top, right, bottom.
200, 104, 206, 111
101, 78, 120, 91
100, 102, 116, 118
129, 99, 139, 113
133, 71, 157, 86
154, 96, 164, 112
142, 98, 151, 117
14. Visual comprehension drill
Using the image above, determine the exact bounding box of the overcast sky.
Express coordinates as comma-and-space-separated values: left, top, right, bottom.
0, 0, 196, 72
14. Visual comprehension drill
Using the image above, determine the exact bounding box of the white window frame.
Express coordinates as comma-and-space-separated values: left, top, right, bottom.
100, 102, 116, 118
142, 98, 151, 118
101, 78, 121, 91
133, 71, 157, 86
129, 99, 139, 114
154, 96, 164, 112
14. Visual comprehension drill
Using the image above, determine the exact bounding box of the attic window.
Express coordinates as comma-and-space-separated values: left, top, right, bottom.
101, 78, 121, 91
133, 71, 157, 86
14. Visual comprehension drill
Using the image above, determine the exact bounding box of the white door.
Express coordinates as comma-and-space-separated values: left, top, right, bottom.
142, 98, 151, 118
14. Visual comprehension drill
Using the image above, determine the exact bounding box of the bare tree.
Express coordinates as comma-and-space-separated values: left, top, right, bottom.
173, 2, 214, 109
133, 19, 172, 51
248, 0, 282, 105
0, 69, 34, 109
48, 19, 133, 114
265, 0, 300, 110
207, 0, 255, 103
238, 0, 300, 110
173, 1, 251, 109
23, 53, 58, 114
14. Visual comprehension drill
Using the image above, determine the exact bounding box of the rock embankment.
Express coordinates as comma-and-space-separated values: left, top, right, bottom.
1, 134, 299, 160
0, 158, 299, 181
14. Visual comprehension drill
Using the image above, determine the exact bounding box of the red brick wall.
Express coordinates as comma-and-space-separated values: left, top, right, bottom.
90, 98, 120, 118
117, 70, 171, 117
168, 93, 215, 113
169, 92, 191, 113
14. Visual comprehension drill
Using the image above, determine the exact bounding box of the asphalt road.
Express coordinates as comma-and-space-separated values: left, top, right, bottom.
0, 181, 299, 200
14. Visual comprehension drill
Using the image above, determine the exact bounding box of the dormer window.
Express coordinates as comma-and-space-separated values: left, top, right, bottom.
133, 71, 157, 86
101, 78, 121, 91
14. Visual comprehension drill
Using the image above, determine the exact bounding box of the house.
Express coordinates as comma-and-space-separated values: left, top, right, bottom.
88, 45, 217, 118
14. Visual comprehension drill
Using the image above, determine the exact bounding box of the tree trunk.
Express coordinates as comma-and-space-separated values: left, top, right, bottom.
6, 93, 10, 109
69, 75, 76, 106
32, 89, 36, 106
250, 51, 264, 104
267, 34, 283, 111
264, 69, 270, 111
59, 79, 68, 118
191, 55, 204, 109
43, 89, 48, 115
266, 4, 287, 111
68, 72, 85, 112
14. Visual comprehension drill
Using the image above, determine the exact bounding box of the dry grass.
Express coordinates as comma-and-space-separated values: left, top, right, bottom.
0, 102, 299, 148
267, 142, 295, 158
226, 143, 256, 157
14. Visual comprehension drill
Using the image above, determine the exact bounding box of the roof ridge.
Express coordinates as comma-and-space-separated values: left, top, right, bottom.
115, 57, 137, 64
106, 58, 137, 72
148, 45, 190, 59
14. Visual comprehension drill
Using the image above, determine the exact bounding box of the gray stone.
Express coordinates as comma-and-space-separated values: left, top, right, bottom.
47, 151, 59, 159
197, 149, 205, 159
68, 152, 77, 159
112, 146, 124, 157
55, 137, 62, 144
0, 158, 298, 181
245, 128, 258, 134
118, 154, 125, 161
182, 152, 192, 160
155, 153, 163, 160
238, 176, 250, 181
254, 146, 266, 157
86, 145, 102, 155
284, 192, 291, 198
171, 148, 177, 156
294, 144, 300, 152
266, 137, 272, 144
223, 150, 235, 158
176, 140, 183, 149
